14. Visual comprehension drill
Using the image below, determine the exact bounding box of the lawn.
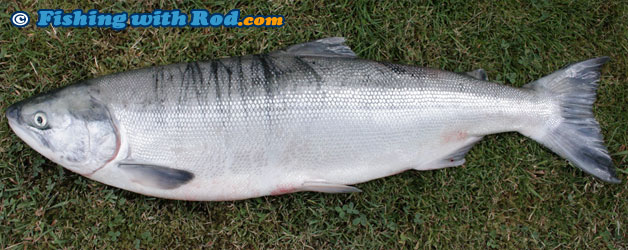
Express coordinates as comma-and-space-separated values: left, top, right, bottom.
1, 0, 626, 248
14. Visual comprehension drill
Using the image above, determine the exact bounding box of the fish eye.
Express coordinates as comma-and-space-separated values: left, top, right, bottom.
33, 112, 48, 128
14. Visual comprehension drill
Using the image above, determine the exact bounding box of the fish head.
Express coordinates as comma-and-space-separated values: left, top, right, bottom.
6, 84, 119, 176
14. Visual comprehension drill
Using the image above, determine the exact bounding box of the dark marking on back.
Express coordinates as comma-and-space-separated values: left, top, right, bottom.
177, 62, 205, 106
236, 56, 251, 115
256, 55, 277, 124
381, 62, 407, 74
177, 64, 191, 105
210, 60, 228, 128
152, 68, 161, 102
257, 54, 277, 97
294, 56, 322, 89
211, 60, 221, 102
216, 60, 233, 75
403, 66, 429, 80
237, 56, 249, 98
119, 164, 195, 189
152, 67, 172, 106
193, 62, 204, 106
216, 60, 233, 99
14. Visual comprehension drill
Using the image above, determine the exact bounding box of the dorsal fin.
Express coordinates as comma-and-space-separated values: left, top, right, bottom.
463, 69, 488, 81
275, 37, 357, 58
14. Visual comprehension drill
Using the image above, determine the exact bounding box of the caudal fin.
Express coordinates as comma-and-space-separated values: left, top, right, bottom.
522, 57, 620, 183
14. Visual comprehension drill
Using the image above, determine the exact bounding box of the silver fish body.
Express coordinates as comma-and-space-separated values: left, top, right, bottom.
6, 38, 619, 200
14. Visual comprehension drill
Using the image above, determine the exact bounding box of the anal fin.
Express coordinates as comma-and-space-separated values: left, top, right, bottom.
297, 181, 362, 193
437, 136, 482, 168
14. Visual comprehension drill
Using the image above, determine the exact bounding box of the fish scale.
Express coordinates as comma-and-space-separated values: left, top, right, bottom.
98, 55, 535, 183
6, 37, 619, 201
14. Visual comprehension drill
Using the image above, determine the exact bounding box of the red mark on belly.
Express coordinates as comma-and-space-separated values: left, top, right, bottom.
442, 131, 468, 143
270, 185, 297, 196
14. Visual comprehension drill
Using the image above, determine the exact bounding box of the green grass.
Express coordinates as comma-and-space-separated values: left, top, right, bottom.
1, 0, 627, 248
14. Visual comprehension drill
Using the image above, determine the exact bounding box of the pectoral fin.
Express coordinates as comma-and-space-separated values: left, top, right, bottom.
297, 181, 362, 193
118, 164, 194, 189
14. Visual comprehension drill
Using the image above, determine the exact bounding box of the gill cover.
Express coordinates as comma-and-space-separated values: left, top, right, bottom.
6, 83, 119, 176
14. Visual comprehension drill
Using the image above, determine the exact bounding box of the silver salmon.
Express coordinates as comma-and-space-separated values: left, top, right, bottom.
6, 37, 620, 200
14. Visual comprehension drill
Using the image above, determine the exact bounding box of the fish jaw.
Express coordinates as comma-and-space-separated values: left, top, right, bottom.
7, 115, 74, 171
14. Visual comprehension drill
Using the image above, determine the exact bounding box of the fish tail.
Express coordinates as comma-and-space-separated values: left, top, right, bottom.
521, 57, 620, 183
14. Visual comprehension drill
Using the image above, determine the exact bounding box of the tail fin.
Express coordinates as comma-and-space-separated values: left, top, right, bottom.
522, 57, 620, 183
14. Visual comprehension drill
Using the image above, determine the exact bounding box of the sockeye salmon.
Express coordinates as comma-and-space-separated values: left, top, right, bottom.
6, 37, 620, 200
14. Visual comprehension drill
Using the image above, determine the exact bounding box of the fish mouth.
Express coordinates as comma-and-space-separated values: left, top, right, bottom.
6, 104, 20, 122
6, 104, 36, 151
7, 115, 92, 176
6, 109, 29, 142
6, 115, 56, 162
